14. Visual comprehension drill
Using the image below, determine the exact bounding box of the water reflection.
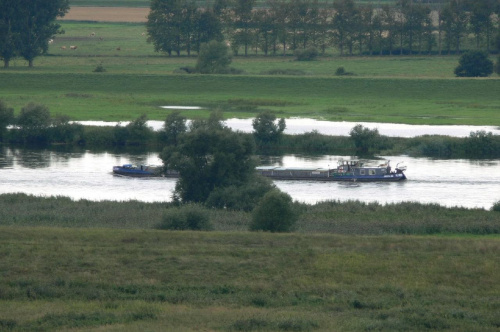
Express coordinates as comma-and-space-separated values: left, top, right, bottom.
0, 147, 499, 209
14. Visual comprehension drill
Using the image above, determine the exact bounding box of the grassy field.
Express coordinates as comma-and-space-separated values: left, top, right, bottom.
1, 226, 499, 331
1, 21, 499, 125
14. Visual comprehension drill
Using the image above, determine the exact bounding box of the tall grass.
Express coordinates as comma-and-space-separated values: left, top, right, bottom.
1, 193, 498, 235
0, 227, 499, 331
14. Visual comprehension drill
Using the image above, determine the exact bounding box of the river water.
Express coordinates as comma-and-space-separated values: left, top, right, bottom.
1, 147, 498, 210
79, 119, 500, 138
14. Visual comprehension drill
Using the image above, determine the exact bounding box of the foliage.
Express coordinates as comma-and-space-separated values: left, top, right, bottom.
0, 0, 69, 67
252, 111, 286, 147
49, 115, 84, 144
495, 55, 500, 75
195, 40, 232, 74
349, 124, 382, 154
158, 111, 187, 146
113, 114, 154, 145
205, 174, 274, 211
294, 47, 319, 61
0, 99, 14, 141
250, 189, 297, 232
161, 111, 256, 204
454, 51, 494, 77
158, 204, 212, 231
15, 103, 51, 144
93, 63, 106, 72
335, 66, 354, 76
492, 201, 500, 212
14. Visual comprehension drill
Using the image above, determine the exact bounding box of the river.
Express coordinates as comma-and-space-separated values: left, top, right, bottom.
79, 119, 500, 138
1, 147, 498, 210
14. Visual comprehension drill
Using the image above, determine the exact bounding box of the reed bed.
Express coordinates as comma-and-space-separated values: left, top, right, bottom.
1, 193, 498, 235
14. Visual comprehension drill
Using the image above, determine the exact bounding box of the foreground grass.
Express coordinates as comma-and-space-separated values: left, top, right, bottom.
0, 227, 499, 331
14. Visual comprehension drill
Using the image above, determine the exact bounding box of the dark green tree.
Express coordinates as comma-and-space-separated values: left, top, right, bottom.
161, 112, 256, 204
332, 0, 359, 56
0, 100, 14, 141
16, 102, 51, 143
14, 0, 69, 67
454, 51, 494, 77
252, 111, 286, 147
349, 124, 381, 154
249, 189, 297, 232
147, 0, 185, 56
0, 1, 18, 68
195, 40, 232, 73
231, 0, 256, 56
160, 111, 187, 146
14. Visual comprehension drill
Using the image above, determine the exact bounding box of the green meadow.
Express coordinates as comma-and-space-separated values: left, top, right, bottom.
1, 14, 500, 332
1, 21, 499, 125
1, 226, 499, 331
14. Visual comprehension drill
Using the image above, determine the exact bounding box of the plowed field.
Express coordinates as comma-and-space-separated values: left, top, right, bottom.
60, 7, 149, 22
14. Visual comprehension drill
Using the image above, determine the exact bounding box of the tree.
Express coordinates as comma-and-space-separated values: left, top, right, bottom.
16, 102, 51, 143
454, 51, 494, 77
161, 111, 256, 204
332, 0, 359, 56
160, 111, 187, 145
13, 0, 69, 67
495, 56, 500, 75
0, 1, 18, 68
195, 40, 232, 74
249, 189, 297, 232
349, 124, 381, 154
252, 111, 286, 147
147, 0, 183, 56
0, 100, 14, 140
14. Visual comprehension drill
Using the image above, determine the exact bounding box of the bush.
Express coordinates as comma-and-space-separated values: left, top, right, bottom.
454, 51, 494, 77
335, 66, 355, 76
196, 40, 232, 74
205, 175, 274, 211
158, 204, 212, 231
93, 63, 106, 72
294, 47, 319, 61
495, 56, 500, 75
250, 190, 297, 232
492, 201, 500, 212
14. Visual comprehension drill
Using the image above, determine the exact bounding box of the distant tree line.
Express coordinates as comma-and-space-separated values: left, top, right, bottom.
147, 0, 500, 57
0, 0, 69, 68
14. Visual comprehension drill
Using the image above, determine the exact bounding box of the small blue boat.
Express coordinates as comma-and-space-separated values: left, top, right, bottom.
112, 164, 162, 177
256, 160, 407, 182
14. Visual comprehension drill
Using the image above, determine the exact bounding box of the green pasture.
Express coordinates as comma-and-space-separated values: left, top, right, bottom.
1, 71, 499, 125
1, 21, 499, 125
0, 227, 499, 331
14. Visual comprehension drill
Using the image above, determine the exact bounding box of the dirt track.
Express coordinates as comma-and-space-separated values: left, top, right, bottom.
60, 7, 149, 22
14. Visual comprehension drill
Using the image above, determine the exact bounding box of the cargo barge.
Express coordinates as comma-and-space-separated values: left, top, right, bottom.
256, 160, 407, 182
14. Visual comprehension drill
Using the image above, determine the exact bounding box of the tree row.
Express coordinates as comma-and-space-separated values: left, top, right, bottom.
147, 0, 500, 57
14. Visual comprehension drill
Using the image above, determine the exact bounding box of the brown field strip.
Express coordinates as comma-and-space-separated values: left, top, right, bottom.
60, 7, 149, 22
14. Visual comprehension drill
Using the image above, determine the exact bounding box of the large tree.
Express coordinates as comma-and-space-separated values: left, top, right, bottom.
17, 0, 69, 67
0, 0, 68, 67
161, 112, 257, 204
